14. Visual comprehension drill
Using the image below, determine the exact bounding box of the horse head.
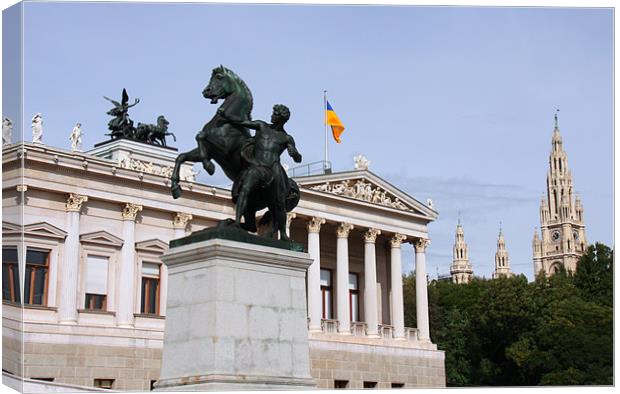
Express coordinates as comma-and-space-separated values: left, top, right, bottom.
203, 65, 239, 104
157, 115, 169, 131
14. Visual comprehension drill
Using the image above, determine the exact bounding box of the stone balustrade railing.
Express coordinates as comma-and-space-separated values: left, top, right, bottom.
405, 327, 419, 341
321, 319, 339, 334
350, 321, 367, 337
379, 324, 394, 339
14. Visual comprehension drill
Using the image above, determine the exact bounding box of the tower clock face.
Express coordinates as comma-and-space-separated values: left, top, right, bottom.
552, 231, 561, 242
573, 230, 579, 240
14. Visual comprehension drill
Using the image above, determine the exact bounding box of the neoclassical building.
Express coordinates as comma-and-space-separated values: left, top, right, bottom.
449, 222, 473, 284
2, 139, 445, 390
532, 115, 587, 276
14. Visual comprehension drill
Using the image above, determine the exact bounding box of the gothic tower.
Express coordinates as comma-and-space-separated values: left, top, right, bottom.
532, 112, 587, 276
450, 221, 473, 284
493, 227, 513, 279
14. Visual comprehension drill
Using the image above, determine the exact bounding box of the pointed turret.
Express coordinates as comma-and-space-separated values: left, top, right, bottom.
450, 221, 473, 284
493, 226, 513, 279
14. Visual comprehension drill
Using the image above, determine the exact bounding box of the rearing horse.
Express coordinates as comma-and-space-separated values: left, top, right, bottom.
170, 66, 300, 234
170, 66, 252, 199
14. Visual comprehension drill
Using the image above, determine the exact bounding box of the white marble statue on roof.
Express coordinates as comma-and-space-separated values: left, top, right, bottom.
353, 154, 370, 170
69, 122, 83, 151
31, 113, 43, 144
2, 116, 12, 146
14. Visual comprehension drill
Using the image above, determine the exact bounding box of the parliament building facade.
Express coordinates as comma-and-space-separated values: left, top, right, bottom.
2, 139, 445, 391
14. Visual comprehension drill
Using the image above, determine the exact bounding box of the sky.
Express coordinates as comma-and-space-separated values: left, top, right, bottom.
2, 2, 614, 280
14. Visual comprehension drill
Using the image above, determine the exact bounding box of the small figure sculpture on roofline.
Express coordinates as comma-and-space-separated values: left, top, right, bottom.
32, 113, 43, 143
2, 116, 12, 147
70, 122, 83, 151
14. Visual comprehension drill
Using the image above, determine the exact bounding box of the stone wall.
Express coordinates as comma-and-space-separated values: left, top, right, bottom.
309, 338, 445, 389
22, 342, 161, 391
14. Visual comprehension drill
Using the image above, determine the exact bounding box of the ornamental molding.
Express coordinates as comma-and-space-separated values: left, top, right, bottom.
363, 228, 381, 243
415, 238, 431, 252
390, 233, 407, 248
306, 217, 326, 233
118, 157, 197, 182
173, 212, 193, 229
65, 193, 89, 212
122, 203, 143, 221
308, 178, 410, 211
80, 230, 124, 248
336, 223, 354, 238
135, 238, 168, 254
2, 221, 67, 241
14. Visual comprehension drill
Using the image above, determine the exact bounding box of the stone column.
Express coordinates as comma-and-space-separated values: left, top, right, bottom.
415, 238, 431, 342
117, 203, 142, 327
390, 233, 407, 340
173, 212, 192, 238
363, 228, 381, 337
306, 217, 325, 332
286, 212, 297, 237
336, 223, 354, 334
58, 193, 88, 323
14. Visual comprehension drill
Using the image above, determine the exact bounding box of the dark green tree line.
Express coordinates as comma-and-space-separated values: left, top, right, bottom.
403, 242, 613, 386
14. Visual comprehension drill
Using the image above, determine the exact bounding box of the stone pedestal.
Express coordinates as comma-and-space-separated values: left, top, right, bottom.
154, 238, 316, 391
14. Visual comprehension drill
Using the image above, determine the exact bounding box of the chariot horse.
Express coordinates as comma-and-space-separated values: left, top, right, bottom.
170, 66, 300, 234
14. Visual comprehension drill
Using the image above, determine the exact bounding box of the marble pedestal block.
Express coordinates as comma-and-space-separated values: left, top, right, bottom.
154, 238, 316, 391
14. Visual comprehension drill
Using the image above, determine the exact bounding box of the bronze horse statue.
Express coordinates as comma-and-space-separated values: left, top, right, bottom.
170, 66, 300, 235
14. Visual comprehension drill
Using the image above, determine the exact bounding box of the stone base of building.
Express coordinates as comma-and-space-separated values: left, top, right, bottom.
154, 238, 315, 391
309, 335, 446, 389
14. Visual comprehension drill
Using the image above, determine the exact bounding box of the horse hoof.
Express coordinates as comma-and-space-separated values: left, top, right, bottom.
171, 184, 183, 199
203, 160, 215, 175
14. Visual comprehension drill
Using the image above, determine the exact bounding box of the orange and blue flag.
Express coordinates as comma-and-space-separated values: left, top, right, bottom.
325, 101, 345, 143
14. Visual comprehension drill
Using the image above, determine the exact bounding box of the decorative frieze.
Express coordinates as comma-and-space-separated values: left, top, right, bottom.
390, 233, 407, 248
415, 238, 430, 253
306, 217, 325, 233
336, 223, 354, 238
363, 228, 381, 243
65, 193, 88, 212
309, 179, 410, 211
121, 203, 143, 221
173, 212, 193, 229
118, 157, 197, 182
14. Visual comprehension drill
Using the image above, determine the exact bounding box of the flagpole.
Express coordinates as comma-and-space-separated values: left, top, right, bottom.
324, 90, 329, 173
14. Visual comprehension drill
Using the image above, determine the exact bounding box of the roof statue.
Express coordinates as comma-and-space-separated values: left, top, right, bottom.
69, 122, 83, 152
169, 66, 303, 249
32, 113, 43, 144
103, 89, 175, 147
354, 154, 370, 170
2, 116, 12, 146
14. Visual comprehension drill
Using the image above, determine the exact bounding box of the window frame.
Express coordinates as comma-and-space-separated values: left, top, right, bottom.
79, 246, 117, 314
320, 268, 333, 320
2, 247, 20, 303
24, 247, 51, 306
348, 272, 360, 322
140, 261, 161, 316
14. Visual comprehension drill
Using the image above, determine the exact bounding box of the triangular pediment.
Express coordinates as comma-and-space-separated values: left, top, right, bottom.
2, 221, 22, 235
23, 222, 68, 240
295, 170, 437, 219
135, 239, 168, 254
80, 231, 124, 248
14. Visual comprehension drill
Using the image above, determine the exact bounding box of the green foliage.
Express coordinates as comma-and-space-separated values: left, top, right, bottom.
403, 243, 613, 387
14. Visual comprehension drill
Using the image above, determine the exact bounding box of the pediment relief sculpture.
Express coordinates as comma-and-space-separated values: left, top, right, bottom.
308, 179, 411, 211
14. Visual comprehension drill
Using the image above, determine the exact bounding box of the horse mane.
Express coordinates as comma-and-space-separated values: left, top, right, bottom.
223, 67, 254, 120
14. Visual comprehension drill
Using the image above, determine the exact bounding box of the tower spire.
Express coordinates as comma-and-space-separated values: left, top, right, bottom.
554, 108, 560, 129
450, 220, 473, 284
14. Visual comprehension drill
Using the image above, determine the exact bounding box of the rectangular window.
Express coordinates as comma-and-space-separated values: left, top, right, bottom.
32, 378, 54, 382
349, 273, 359, 322
320, 268, 333, 319
94, 379, 114, 389
334, 380, 349, 389
24, 249, 49, 306
363, 381, 377, 389
391, 383, 405, 388
85, 255, 108, 310
150, 380, 157, 391
2, 248, 20, 303
141, 262, 160, 315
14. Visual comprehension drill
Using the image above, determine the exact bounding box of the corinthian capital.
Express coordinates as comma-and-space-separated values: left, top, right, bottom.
390, 233, 407, 248
65, 193, 88, 212
173, 212, 193, 229
337, 223, 354, 238
306, 217, 326, 233
363, 228, 381, 243
122, 203, 143, 221
414, 238, 431, 252
286, 212, 297, 228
